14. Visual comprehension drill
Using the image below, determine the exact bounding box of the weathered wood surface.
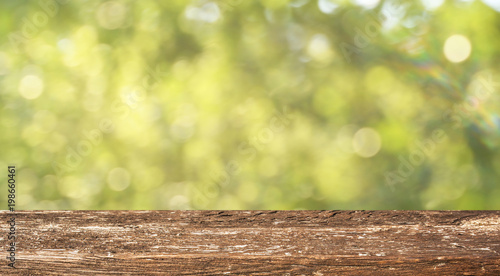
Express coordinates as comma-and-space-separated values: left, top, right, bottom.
1, 210, 499, 275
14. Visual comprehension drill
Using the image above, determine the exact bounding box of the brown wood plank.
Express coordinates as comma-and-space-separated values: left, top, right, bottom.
1, 210, 499, 275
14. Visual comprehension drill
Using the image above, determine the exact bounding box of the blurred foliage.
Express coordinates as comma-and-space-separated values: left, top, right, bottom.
0, 0, 499, 210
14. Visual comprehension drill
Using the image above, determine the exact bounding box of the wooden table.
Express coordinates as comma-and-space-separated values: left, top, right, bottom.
1, 210, 499, 275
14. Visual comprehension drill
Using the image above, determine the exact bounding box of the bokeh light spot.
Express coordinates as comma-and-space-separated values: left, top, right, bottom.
185, 2, 220, 23
421, 0, 444, 11
444, 34, 472, 63
353, 0, 380, 9
482, 0, 500, 12
107, 167, 131, 191
318, 0, 338, 14
352, 127, 382, 158
307, 34, 334, 63
96, 1, 128, 30
19, 75, 44, 100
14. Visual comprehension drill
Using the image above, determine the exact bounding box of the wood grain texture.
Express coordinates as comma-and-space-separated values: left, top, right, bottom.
1, 210, 499, 275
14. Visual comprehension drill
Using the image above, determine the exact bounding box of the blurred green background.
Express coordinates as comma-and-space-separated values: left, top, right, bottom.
1, 0, 499, 210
